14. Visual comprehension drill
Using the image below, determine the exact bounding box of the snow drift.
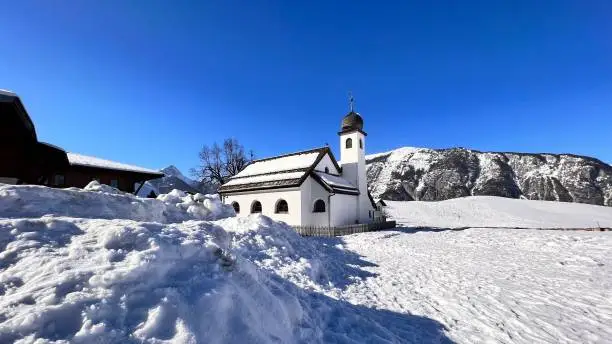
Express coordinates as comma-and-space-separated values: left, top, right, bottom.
0, 183, 446, 343
0, 182, 234, 223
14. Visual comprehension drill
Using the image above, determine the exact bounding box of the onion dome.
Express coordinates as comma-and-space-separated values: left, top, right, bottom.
341, 111, 364, 132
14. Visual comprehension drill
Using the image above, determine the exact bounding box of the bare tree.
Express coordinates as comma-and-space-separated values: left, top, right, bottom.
191, 138, 252, 189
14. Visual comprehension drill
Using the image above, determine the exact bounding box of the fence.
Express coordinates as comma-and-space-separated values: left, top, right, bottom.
292, 220, 397, 237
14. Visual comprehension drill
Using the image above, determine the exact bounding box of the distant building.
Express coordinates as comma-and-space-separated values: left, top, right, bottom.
0, 90, 163, 192
219, 103, 379, 227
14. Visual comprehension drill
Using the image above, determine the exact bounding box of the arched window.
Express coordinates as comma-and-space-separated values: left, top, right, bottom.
275, 199, 288, 214
359, 139, 363, 149
232, 201, 240, 214
324, 167, 329, 173
251, 200, 262, 213
313, 199, 326, 213
345, 138, 352, 149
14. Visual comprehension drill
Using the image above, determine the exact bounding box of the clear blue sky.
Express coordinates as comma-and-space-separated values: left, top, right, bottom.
2, 1, 611, 174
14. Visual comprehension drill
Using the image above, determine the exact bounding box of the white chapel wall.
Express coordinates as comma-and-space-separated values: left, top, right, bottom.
300, 177, 331, 226
314, 153, 340, 174
223, 188, 302, 226
330, 193, 358, 226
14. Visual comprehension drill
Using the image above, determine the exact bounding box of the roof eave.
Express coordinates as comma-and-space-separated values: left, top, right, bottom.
337, 129, 367, 136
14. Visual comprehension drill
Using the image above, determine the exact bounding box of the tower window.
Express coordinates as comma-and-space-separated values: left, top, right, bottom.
275, 199, 289, 213
359, 139, 363, 149
251, 201, 262, 213
345, 138, 352, 149
313, 199, 326, 213
324, 167, 329, 173
232, 201, 240, 213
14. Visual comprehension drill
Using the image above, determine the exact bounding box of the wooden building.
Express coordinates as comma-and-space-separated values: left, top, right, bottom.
0, 90, 163, 193
61, 153, 164, 193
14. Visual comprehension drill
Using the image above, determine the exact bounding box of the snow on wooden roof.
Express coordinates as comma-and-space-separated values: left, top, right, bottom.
219, 147, 334, 194
67, 153, 164, 176
0, 89, 17, 97
233, 148, 324, 178
223, 171, 306, 187
314, 171, 357, 190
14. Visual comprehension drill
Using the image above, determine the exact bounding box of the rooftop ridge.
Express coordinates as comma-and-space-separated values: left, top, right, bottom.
251, 146, 329, 163
228, 167, 310, 180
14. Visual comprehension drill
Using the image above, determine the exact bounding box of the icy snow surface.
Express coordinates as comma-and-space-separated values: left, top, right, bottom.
67, 153, 162, 175
2, 182, 611, 343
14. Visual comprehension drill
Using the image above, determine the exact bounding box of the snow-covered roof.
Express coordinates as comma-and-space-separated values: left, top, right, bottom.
67, 153, 164, 176
0, 89, 17, 97
224, 171, 305, 187
313, 171, 358, 194
219, 147, 338, 194
233, 149, 322, 178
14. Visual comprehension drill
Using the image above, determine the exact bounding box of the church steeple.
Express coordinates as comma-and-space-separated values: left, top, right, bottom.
339, 93, 366, 136
338, 93, 370, 223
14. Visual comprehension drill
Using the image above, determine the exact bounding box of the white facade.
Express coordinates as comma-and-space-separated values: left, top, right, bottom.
219, 109, 377, 227
222, 172, 370, 227
338, 130, 371, 224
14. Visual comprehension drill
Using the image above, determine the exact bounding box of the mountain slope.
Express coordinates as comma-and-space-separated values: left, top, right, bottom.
366, 147, 612, 206
139, 165, 204, 196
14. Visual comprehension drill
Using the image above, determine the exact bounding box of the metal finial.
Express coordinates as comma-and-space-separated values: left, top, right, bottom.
348, 91, 355, 112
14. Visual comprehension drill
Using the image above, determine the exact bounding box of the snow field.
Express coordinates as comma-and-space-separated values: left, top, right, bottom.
335, 227, 612, 343
384, 196, 612, 229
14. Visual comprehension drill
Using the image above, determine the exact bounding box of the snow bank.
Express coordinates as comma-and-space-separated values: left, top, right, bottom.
1, 184, 441, 343
0, 216, 309, 343
0, 182, 235, 223
384, 196, 612, 228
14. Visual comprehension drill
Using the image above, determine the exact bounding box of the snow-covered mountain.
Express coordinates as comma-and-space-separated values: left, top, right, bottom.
367, 147, 612, 206
141, 165, 205, 196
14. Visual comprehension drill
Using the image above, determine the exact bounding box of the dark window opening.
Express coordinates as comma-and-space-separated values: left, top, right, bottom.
251, 201, 262, 213
53, 174, 65, 186
345, 138, 352, 149
313, 199, 326, 213
275, 199, 289, 213
324, 167, 329, 173
359, 139, 363, 149
232, 202, 240, 213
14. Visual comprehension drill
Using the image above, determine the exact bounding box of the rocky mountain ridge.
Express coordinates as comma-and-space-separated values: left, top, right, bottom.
366, 147, 612, 206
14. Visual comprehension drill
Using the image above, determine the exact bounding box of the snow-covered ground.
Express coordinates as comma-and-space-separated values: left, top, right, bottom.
1, 184, 611, 343
384, 196, 612, 228
330, 197, 612, 343
0, 183, 449, 343
333, 228, 612, 343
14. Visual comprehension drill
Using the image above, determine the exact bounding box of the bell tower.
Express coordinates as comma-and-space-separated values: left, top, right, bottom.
338, 94, 371, 223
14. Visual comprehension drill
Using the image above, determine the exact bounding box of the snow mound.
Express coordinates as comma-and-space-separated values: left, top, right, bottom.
0, 183, 235, 223
384, 196, 612, 228
0, 216, 307, 343
0, 184, 448, 343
